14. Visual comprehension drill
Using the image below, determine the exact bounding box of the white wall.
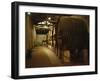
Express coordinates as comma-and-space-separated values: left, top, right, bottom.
0, 0, 99, 81
36, 34, 46, 45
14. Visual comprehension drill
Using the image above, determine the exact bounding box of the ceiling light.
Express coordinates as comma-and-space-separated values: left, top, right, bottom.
27, 12, 31, 15
48, 17, 51, 20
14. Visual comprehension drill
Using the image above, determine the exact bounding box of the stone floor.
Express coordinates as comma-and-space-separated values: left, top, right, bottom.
26, 46, 62, 68
26, 46, 89, 68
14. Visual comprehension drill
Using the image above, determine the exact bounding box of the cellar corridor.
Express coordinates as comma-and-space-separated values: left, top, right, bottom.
25, 12, 89, 68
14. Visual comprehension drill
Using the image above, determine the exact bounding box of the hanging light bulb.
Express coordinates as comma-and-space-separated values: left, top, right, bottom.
48, 17, 51, 20
27, 12, 31, 15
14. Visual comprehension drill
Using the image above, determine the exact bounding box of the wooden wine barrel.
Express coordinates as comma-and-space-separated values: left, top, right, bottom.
57, 16, 89, 63
57, 16, 89, 49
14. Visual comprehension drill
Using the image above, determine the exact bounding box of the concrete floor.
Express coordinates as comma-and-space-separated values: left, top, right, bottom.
26, 46, 63, 68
